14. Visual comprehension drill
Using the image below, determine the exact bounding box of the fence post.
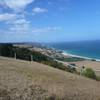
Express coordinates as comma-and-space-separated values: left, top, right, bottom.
31, 54, 33, 62
14, 52, 16, 59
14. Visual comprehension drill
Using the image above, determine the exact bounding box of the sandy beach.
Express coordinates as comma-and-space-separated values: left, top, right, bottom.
62, 52, 100, 76
62, 52, 94, 60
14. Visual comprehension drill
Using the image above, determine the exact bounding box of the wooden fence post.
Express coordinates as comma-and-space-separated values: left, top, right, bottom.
14, 52, 16, 59
31, 54, 33, 62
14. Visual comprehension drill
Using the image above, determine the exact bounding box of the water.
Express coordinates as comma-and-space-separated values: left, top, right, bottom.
48, 40, 100, 60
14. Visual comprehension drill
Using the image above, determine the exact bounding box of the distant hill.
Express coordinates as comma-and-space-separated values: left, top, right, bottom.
0, 57, 100, 100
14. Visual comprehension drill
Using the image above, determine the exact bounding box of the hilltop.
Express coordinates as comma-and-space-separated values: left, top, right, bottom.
0, 57, 100, 100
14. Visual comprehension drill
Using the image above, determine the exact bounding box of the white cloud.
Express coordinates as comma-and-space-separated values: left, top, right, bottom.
9, 19, 30, 24
33, 7, 48, 13
0, 0, 34, 11
32, 27, 61, 33
0, 13, 16, 21
8, 19, 30, 33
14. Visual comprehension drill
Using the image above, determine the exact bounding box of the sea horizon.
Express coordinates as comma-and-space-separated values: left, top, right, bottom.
47, 40, 100, 60
62, 50, 100, 61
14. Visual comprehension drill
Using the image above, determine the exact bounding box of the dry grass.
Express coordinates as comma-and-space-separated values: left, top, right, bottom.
0, 57, 100, 100
72, 61, 100, 76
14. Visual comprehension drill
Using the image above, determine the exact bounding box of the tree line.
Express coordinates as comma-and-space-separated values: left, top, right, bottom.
0, 44, 69, 72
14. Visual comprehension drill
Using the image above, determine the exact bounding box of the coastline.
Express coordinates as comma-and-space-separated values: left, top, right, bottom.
62, 51, 100, 62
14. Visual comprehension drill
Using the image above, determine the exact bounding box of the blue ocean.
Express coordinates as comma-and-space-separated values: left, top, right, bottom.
48, 40, 100, 60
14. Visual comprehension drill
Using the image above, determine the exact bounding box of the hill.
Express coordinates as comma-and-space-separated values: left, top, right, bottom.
0, 57, 100, 100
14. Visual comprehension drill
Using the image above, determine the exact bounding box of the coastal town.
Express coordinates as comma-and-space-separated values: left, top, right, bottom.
13, 44, 100, 76
14, 44, 64, 58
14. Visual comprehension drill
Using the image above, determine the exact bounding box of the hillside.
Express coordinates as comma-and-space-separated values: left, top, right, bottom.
72, 61, 100, 76
0, 57, 100, 100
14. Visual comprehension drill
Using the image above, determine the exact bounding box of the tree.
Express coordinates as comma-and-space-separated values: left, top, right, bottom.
0, 44, 14, 57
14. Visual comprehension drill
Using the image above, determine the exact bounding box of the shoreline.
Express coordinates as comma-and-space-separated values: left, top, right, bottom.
62, 51, 100, 62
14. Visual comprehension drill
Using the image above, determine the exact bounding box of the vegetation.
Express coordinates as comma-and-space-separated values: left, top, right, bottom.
0, 44, 68, 72
56, 57, 85, 62
15, 47, 51, 62
41, 60, 68, 71
0, 44, 99, 81
82, 68, 96, 79
67, 65, 76, 73
91, 59, 96, 61
15, 48, 32, 61
0, 44, 14, 57
0, 44, 100, 99
96, 76, 100, 81
1, 57, 100, 100
15, 47, 69, 72
0, 44, 52, 61
70, 63, 76, 66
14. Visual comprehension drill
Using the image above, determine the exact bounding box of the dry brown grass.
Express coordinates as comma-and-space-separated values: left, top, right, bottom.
72, 61, 100, 76
0, 57, 100, 100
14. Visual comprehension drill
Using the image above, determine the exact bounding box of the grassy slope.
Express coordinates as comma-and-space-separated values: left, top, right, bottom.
0, 57, 100, 100
73, 61, 100, 76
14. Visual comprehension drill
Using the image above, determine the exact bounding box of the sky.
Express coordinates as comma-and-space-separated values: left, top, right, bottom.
0, 0, 100, 43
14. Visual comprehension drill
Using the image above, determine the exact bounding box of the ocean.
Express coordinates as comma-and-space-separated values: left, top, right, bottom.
48, 40, 100, 60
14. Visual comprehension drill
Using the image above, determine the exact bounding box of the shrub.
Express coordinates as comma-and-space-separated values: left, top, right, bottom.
41, 61, 68, 71
67, 65, 76, 73
0, 44, 14, 57
70, 63, 76, 66
15, 48, 31, 61
91, 59, 96, 61
96, 76, 100, 81
56, 57, 85, 62
82, 68, 96, 79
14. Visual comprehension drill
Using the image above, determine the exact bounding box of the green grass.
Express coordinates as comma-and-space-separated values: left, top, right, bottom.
56, 57, 85, 62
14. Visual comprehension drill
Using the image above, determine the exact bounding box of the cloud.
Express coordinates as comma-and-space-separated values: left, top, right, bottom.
0, 18, 62, 42
8, 19, 30, 24
0, 13, 16, 21
2, 19, 61, 34
3, 15, 61, 34
8, 19, 31, 33
32, 27, 61, 33
0, 0, 34, 11
33, 7, 48, 13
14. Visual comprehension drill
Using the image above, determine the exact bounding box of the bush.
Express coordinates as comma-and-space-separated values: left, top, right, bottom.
15, 48, 31, 61
70, 63, 76, 66
41, 61, 68, 71
82, 68, 96, 79
91, 59, 96, 61
96, 76, 100, 81
67, 65, 76, 73
0, 44, 14, 57
56, 57, 85, 62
